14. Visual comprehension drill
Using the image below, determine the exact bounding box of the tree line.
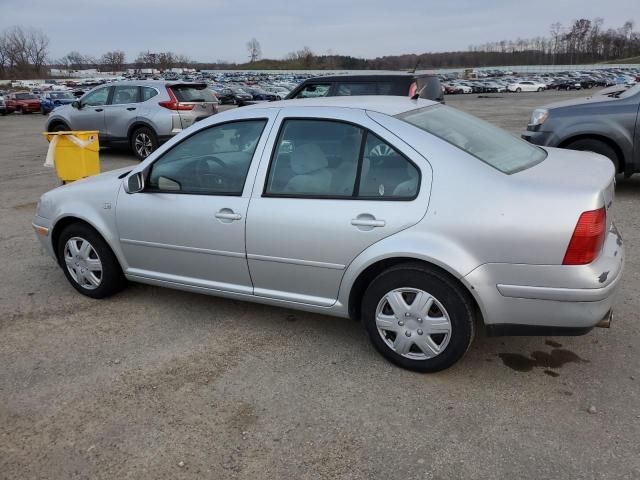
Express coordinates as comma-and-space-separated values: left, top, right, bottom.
1, 18, 639, 79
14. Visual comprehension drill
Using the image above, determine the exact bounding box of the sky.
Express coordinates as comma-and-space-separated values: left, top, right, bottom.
1, 0, 637, 63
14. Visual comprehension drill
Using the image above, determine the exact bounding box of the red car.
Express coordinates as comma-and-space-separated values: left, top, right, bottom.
6, 92, 41, 114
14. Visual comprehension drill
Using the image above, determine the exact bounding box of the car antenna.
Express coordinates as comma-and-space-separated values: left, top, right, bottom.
408, 60, 420, 74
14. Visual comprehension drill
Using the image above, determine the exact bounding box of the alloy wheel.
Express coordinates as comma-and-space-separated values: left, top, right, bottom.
63, 237, 103, 290
375, 288, 452, 360
134, 132, 153, 158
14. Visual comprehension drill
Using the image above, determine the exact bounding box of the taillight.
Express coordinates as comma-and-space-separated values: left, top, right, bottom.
562, 207, 606, 265
408, 81, 418, 97
158, 87, 193, 111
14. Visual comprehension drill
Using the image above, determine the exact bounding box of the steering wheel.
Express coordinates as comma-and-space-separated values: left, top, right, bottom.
370, 144, 394, 157
195, 155, 226, 189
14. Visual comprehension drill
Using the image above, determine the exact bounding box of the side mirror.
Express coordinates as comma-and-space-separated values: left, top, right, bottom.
124, 172, 145, 194
71, 100, 80, 109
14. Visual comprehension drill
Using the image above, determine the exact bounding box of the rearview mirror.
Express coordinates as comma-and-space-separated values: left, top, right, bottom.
124, 172, 145, 194
71, 100, 80, 109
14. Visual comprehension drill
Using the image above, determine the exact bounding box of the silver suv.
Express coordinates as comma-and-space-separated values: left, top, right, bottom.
45, 80, 218, 160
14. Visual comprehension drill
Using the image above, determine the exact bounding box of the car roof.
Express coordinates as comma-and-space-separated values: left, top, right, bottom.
243, 95, 437, 116
299, 73, 436, 82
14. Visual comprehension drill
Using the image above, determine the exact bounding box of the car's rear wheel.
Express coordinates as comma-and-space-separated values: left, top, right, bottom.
516, 87, 521, 93
41, 107, 47, 115
565, 138, 620, 173
361, 263, 475, 372
537, 87, 543, 92
57, 223, 126, 299
50, 122, 69, 132
131, 126, 158, 161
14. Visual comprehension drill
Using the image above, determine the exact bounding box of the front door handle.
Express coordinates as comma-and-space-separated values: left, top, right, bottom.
126, 107, 136, 111
94, 108, 103, 112
215, 208, 242, 222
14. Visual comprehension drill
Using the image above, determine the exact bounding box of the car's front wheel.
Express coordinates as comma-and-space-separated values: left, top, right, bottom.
131, 126, 158, 161
361, 263, 475, 372
57, 223, 126, 299
515, 87, 521, 93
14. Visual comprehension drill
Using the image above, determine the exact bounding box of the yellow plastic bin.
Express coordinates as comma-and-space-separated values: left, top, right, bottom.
42, 131, 100, 183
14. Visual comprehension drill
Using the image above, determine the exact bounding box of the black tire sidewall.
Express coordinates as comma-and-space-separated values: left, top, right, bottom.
56, 223, 125, 299
361, 265, 475, 372
131, 126, 158, 161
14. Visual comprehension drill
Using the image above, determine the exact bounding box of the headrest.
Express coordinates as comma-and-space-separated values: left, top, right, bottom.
290, 144, 328, 175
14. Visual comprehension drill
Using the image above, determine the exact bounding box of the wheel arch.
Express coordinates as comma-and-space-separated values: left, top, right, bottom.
346, 256, 485, 327
51, 215, 125, 272
558, 133, 625, 172
127, 120, 158, 142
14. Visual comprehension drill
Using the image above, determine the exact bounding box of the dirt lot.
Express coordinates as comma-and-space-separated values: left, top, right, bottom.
1, 90, 639, 480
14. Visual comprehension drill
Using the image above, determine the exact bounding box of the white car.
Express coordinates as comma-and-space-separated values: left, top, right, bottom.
507, 81, 546, 93
451, 83, 472, 94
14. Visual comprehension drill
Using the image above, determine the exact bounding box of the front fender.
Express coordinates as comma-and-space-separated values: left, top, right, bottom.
554, 119, 634, 163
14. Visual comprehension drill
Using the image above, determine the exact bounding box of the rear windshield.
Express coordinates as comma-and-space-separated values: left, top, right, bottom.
415, 77, 443, 101
15, 93, 37, 100
396, 104, 546, 174
170, 85, 216, 102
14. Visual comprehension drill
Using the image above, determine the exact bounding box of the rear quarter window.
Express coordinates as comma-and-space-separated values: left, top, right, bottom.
170, 86, 216, 102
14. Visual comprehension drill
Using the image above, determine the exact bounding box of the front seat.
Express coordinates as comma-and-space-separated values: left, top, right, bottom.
284, 144, 331, 195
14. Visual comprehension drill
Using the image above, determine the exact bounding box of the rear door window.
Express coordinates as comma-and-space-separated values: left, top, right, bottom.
111, 85, 140, 104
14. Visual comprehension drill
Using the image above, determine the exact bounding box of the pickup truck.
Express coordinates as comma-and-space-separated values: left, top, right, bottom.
523, 84, 640, 176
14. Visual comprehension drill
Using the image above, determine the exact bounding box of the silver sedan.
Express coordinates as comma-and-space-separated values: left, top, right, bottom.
33, 96, 624, 372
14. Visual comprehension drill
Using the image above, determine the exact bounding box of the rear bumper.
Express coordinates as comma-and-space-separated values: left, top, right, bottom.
465, 223, 625, 331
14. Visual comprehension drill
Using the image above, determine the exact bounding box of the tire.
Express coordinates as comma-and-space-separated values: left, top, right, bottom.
361, 262, 476, 372
51, 122, 70, 132
537, 87, 543, 92
41, 107, 47, 115
565, 138, 620, 173
515, 87, 521, 93
130, 126, 158, 161
56, 223, 126, 299
566, 86, 571, 91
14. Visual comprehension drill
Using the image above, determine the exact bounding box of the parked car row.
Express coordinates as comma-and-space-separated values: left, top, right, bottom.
440, 66, 639, 95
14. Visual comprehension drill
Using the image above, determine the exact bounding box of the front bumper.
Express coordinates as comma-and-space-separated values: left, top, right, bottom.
521, 128, 557, 146
465, 223, 625, 331
32, 216, 56, 260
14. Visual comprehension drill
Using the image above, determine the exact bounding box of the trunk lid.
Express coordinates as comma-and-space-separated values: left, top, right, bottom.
515, 146, 616, 232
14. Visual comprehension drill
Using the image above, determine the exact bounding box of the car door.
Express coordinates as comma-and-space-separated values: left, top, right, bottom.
104, 84, 141, 142
116, 112, 277, 294
73, 86, 110, 135
245, 107, 431, 307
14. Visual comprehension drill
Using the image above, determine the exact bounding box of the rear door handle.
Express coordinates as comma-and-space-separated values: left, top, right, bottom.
215, 209, 242, 222
351, 219, 385, 227
126, 107, 136, 111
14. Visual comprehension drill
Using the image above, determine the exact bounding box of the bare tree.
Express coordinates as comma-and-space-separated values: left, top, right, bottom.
100, 50, 126, 71
246, 38, 261, 63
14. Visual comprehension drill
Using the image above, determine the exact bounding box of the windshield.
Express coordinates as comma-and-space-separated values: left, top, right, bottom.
15, 93, 37, 100
619, 83, 640, 99
396, 104, 546, 174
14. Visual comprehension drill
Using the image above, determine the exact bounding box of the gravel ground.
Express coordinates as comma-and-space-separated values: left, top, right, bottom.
1, 90, 639, 480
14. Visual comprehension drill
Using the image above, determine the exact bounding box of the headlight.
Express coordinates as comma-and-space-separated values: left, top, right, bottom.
528, 108, 548, 127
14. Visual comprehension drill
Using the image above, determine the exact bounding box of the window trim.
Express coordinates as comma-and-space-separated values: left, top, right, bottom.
262, 117, 421, 201
142, 118, 269, 197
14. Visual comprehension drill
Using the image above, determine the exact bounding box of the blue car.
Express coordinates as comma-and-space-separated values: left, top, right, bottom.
40, 91, 76, 115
